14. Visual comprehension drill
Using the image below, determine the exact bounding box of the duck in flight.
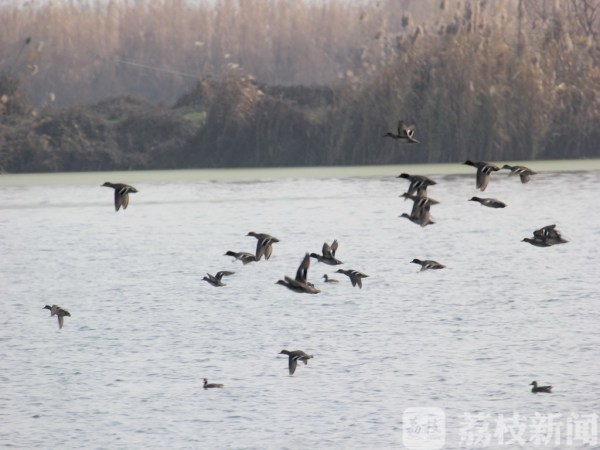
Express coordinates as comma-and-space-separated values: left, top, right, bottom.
398, 173, 436, 197
202, 271, 235, 287
463, 161, 500, 191
410, 259, 446, 271
335, 269, 369, 288
469, 197, 507, 208
43, 304, 71, 329
247, 232, 279, 261
276, 253, 320, 294
102, 182, 138, 211
384, 120, 420, 143
279, 350, 313, 375
224, 251, 257, 264
310, 240, 343, 265
502, 164, 536, 183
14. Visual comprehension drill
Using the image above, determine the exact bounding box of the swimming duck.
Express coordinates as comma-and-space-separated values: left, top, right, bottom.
43, 304, 71, 329
335, 269, 369, 288
502, 164, 536, 183
101, 182, 138, 211
322, 274, 339, 283
224, 251, 257, 264
410, 259, 445, 271
276, 253, 320, 294
203, 378, 224, 389
384, 120, 420, 143
310, 240, 343, 265
463, 160, 500, 191
398, 173, 436, 197
247, 232, 279, 261
279, 350, 313, 375
469, 196, 507, 208
530, 381, 552, 393
202, 271, 235, 287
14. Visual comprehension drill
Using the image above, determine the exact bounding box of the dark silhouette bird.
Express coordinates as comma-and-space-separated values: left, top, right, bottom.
469, 197, 507, 208
203, 378, 224, 389
335, 269, 369, 288
276, 253, 320, 294
410, 259, 445, 271
530, 381, 552, 393
247, 232, 279, 261
202, 271, 235, 287
279, 350, 313, 375
502, 164, 536, 183
102, 182, 138, 211
523, 225, 568, 247
224, 251, 257, 264
384, 120, 420, 143
322, 274, 339, 283
398, 173, 436, 197
522, 237, 551, 247
533, 224, 568, 246
463, 160, 500, 191
43, 305, 70, 329
399, 192, 437, 227
310, 240, 343, 265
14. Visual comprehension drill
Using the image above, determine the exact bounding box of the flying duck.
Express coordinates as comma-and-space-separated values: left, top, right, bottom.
410, 259, 446, 271
335, 269, 369, 288
310, 240, 343, 265
384, 120, 420, 143
203, 378, 224, 389
247, 232, 279, 261
502, 164, 536, 183
43, 304, 71, 329
522, 237, 551, 247
224, 251, 257, 264
276, 253, 320, 294
469, 197, 507, 208
398, 173, 436, 197
101, 182, 138, 211
279, 350, 313, 375
530, 381, 552, 393
202, 271, 235, 287
463, 160, 500, 191
533, 224, 568, 245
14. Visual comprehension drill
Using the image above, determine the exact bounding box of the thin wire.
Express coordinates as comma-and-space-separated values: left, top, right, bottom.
111, 56, 201, 79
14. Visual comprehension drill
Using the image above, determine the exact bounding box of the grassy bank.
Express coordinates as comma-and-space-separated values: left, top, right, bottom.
1, 1, 599, 172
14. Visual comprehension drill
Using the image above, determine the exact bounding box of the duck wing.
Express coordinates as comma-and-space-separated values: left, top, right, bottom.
295, 253, 311, 282
288, 356, 298, 375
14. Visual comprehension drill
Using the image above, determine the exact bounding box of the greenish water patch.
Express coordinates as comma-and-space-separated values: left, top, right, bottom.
1, 159, 598, 186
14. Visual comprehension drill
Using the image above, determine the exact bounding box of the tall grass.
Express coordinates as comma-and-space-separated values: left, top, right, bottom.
1, 0, 599, 167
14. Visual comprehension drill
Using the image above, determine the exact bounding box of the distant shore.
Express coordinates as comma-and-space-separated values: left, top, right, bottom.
1, 159, 599, 186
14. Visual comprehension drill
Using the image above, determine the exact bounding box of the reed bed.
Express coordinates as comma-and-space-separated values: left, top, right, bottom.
0, 0, 599, 171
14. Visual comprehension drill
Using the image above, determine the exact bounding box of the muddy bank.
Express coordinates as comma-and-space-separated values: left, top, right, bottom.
1, 73, 598, 174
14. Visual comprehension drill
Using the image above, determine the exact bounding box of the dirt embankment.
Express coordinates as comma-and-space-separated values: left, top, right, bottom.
0, 74, 339, 173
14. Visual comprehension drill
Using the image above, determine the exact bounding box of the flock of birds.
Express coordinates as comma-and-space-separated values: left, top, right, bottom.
41, 121, 565, 391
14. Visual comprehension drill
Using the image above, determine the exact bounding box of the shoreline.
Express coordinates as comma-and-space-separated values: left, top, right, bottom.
1, 159, 599, 186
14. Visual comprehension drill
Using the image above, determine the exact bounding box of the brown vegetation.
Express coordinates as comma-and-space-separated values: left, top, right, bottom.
0, 0, 599, 172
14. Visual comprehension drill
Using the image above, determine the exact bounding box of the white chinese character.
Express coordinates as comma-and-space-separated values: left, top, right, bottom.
566, 412, 598, 446
494, 412, 527, 445
459, 412, 491, 447
529, 412, 562, 445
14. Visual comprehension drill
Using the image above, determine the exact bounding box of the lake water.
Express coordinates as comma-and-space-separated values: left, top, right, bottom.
1, 162, 599, 449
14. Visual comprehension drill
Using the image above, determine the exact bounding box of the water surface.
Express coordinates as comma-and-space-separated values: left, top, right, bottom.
1, 163, 599, 449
